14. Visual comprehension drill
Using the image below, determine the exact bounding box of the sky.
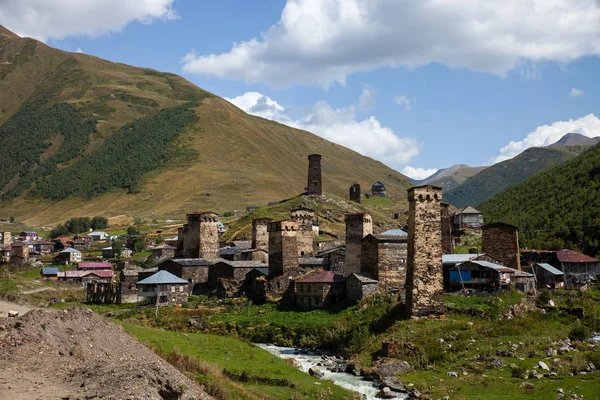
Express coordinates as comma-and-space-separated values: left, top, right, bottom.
2, 0, 600, 179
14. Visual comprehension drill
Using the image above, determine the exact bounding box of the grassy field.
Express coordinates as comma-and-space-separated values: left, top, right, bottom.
122, 323, 356, 400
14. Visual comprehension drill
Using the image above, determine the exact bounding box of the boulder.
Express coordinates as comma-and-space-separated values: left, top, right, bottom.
519, 382, 534, 389
408, 387, 421, 399
8, 310, 19, 317
372, 358, 414, 379
379, 377, 405, 393
378, 387, 397, 398
446, 371, 458, 378
538, 361, 550, 371
308, 367, 324, 378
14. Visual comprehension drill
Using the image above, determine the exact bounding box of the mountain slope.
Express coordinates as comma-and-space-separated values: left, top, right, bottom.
0, 26, 413, 225
550, 132, 600, 147
414, 164, 487, 192
443, 145, 589, 208
480, 143, 600, 256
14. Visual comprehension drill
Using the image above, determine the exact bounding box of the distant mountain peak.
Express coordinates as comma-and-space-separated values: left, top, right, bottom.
550, 132, 600, 147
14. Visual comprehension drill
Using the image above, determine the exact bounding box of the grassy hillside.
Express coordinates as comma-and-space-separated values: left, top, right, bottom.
444, 146, 588, 208
0, 26, 413, 225
417, 164, 487, 192
480, 143, 600, 256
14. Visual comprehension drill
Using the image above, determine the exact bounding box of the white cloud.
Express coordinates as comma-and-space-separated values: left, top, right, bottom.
491, 114, 600, 163
75, 47, 84, 54
401, 166, 438, 180
0, 0, 177, 41
393, 95, 412, 111
183, 0, 600, 87
570, 88, 585, 97
226, 88, 420, 168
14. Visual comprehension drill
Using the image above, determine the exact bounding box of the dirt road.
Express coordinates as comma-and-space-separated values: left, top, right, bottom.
0, 300, 35, 318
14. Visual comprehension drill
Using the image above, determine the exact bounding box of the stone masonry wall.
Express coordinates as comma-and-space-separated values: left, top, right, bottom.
291, 208, 314, 257
182, 212, 219, 258
441, 203, 453, 254
344, 213, 373, 277
349, 184, 361, 203
482, 223, 521, 270
268, 220, 299, 278
307, 154, 322, 196
405, 185, 444, 317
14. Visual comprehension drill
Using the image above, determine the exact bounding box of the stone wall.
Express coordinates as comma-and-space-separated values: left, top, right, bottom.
307, 154, 322, 195
482, 222, 521, 270
440, 203, 453, 254
291, 208, 315, 257
344, 213, 373, 277
182, 212, 219, 258
268, 220, 299, 278
1, 232, 11, 245
252, 218, 271, 260
361, 235, 407, 292
346, 275, 378, 302
405, 185, 444, 317
349, 183, 361, 203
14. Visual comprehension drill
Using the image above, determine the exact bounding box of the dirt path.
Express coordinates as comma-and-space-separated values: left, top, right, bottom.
0, 300, 36, 318
21, 287, 53, 295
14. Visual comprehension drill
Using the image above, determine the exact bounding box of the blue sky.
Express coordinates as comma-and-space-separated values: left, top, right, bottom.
3, 0, 600, 179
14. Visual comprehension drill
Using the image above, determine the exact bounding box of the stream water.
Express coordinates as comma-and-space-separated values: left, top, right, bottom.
256, 344, 408, 400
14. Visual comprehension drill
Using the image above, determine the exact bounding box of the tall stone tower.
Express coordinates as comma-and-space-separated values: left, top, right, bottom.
344, 213, 373, 276
252, 218, 272, 263
482, 222, 521, 270
182, 212, 219, 259
349, 184, 361, 203
440, 202, 453, 254
1, 232, 12, 245
268, 220, 299, 278
405, 185, 444, 317
307, 154, 322, 196
291, 208, 315, 257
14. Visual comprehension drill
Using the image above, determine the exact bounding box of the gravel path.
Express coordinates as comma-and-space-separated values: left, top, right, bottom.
0, 300, 35, 318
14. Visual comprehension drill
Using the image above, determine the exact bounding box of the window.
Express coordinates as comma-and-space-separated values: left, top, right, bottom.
171, 286, 175, 293
179, 286, 184, 292
299, 285, 304, 293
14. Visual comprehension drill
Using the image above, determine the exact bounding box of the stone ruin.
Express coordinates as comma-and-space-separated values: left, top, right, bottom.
349, 183, 361, 203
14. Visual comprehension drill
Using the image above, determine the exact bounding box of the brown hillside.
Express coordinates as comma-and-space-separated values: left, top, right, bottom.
0, 26, 412, 225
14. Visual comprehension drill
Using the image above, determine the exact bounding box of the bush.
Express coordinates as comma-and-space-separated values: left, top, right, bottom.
91, 216, 108, 230
569, 322, 590, 342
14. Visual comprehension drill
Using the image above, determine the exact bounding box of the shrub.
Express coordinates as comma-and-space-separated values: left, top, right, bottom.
569, 322, 590, 342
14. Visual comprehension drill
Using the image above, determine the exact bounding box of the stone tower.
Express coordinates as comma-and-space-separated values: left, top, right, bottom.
182, 211, 219, 259
440, 202, 453, 254
307, 154, 322, 196
252, 218, 272, 263
405, 185, 444, 317
268, 220, 299, 278
344, 213, 373, 276
349, 183, 361, 203
482, 222, 521, 270
291, 208, 315, 257
1, 232, 11, 245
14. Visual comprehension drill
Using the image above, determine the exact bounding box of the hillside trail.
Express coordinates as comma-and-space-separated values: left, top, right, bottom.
0, 299, 36, 318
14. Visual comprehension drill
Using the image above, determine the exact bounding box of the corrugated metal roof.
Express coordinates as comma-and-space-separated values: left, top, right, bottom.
152, 244, 176, 250
556, 249, 599, 263
299, 257, 328, 265
59, 247, 81, 253
79, 262, 112, 270
469, 260, 514, 273
164, 258, 225, 266
42, 267, 59, 275
459, 206, 482, 214
227, 261, 267, 268
536, 263, 564, 276
137, 270, 189, 285
219, 247, 242, 256
296, 271, 345, 283
443, 254, 481, 264
348, 273, 378, 283
380, 229, 408, 236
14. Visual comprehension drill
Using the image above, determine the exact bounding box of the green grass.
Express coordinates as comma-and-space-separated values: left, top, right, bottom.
122, 323, 356, 400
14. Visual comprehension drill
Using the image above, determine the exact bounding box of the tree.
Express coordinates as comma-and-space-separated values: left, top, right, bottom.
112, 240, 124, 259
9, 216, 14, 223
131, 236, 147, 253
127, 226, 141, 236
65, 217, 91, 234
50, 224, 69, 239
91, 216, 109, 230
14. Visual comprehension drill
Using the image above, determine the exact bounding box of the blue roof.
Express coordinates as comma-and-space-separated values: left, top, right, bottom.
380, 229, 408, 236
59, 247, 81, 253
137, 270, 189, 285
536, 263, 564, 276
42, 267, 59, 275
89, 231, 108, 235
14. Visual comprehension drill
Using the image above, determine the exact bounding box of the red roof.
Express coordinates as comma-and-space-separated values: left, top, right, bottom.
78, 262, 113, 270
59, 270, 114, 278
296, 271, 345, 283
53, 237, 73, 242
557, 249, 599, 263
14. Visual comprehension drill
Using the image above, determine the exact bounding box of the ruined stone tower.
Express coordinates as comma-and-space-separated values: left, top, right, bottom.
349, 183, 361, 203
268, 220, 299, 278
291, 208, 315, 257
440, 202, 453, 254
252, 218, 272, 263
307, 154, 322, 196
482, 222, 521, 270
182, 211, 219, 259
405, 185, 444, 317
344, 213, 373, 276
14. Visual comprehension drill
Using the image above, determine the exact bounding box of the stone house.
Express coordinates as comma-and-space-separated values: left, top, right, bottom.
136, 270, 190, 306
54, 247, 82, 264
482, 222, 521, 270
346, 273, 378, 302
158, 258, 225, 289
513, 270, 536, 292
9, 242, 30, 267
316, 246, 345, 275
371, 181, 387, 197
452, 206, 483, 230
0, 244, 11, 263
360, 233, 407, 292
208, 261, 268, 289
298, 257, 328, 270
295, 271, 345, 309
150, 244, 176, 260
120, 269, 142, 303
52, 237, 74, 252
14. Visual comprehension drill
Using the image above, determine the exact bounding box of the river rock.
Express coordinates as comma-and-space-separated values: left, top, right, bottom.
408, 387, 421, 398
309, 367, 324, 378
378, 376, 405, 392
371, 358, 414, 379
378, 387, 397, 398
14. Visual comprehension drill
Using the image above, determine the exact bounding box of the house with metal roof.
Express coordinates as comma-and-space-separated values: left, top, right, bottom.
452, 206, 483, 230
136, 270, 190, 306
525, 263, 565, 289
295, 271, 345, 309
41, 267, 59, 280
157, 258, 227, 289
380, 229, 408, 236
371, 181, 387, 197
54, 247, 82, 264
447, 260, 516, 291
89, 231, 109, 241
